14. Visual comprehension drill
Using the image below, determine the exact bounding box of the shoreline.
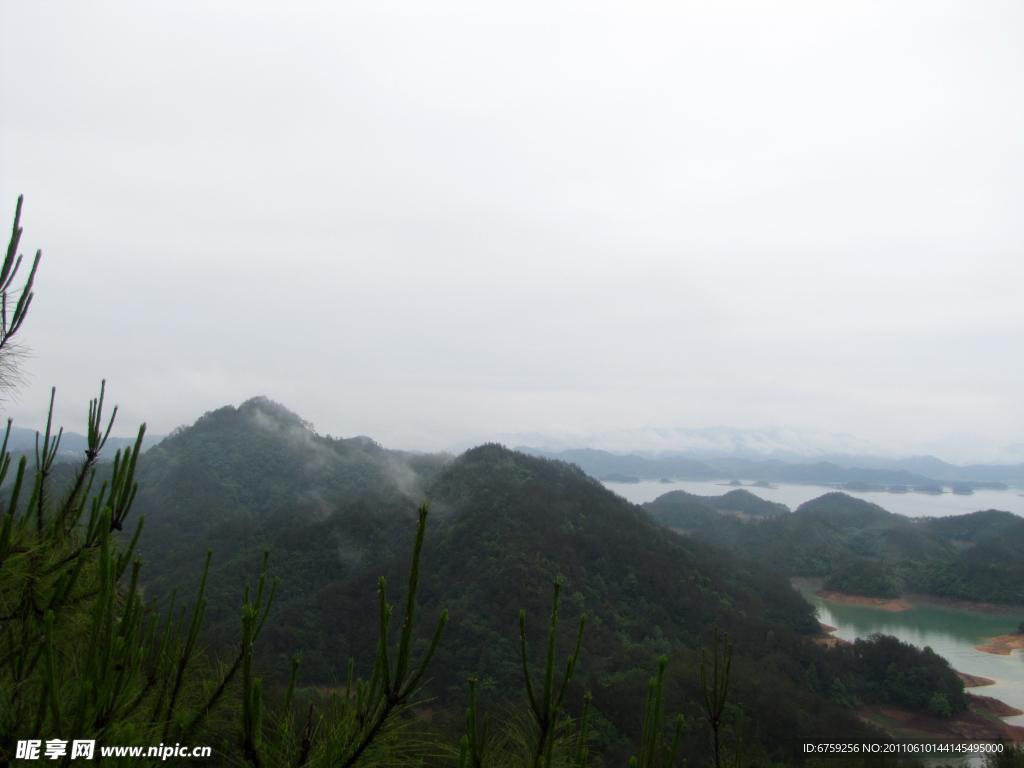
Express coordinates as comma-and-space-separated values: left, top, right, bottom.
792, 578, 1024, 616
799, 579, 1023, 744
860, 695, 1024, 745
812, 622, 849, 649
903, 593, 1024, 616
815, 590, 913, 611
975, 633, 1024, 656
958, 671, 996, 688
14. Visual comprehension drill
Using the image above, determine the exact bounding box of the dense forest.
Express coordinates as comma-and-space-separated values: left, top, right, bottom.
54, 398, 978, 762
2, 392, 1011, 765
644, 491, 1024, 604
3, 387, 1018, 764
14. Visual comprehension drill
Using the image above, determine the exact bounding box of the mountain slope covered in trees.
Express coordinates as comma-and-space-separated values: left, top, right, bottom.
125, 399, 980, 763
645, 491, 1024, 603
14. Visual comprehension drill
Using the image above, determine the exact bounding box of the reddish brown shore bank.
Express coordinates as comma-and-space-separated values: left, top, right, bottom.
958, 672, 996, 688
815, 590, 913, 611
861, 694, 1024, 744
975, 634, 1024, 656
792, 578, 1024, 616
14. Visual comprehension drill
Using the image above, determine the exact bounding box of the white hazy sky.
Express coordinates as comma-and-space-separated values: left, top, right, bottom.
1, 1, 1022, 463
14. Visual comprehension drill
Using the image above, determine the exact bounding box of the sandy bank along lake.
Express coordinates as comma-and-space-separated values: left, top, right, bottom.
976, 634, 1024, 656
797, 580, 1024, 740
813, 590, 914, 611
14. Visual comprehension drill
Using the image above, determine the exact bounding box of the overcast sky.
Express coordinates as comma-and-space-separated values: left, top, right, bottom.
1, 2, 1022, 463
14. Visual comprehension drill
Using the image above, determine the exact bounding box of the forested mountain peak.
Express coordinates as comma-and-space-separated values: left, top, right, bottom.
923, 508, 1024, 542
642, 488, 790, 529
132, 398, 452, 631
414, 443, 820, 646
138, 396, 450, 519
793, 492, 897, 526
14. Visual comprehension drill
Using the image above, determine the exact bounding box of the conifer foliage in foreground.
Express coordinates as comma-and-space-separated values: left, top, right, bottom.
0, 384, 448, 765
0, 199, 452, 766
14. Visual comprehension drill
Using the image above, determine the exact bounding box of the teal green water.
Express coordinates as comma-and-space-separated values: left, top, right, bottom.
797, 584, 1024, 728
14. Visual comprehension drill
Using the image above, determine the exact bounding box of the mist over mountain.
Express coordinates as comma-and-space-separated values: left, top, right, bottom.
11, 411, 1020, 484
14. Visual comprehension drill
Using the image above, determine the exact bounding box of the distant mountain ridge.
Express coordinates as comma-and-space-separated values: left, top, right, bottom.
2, 423, 164, 459
514, 447, 720, 481
786, 453, 1024, 483
474, 425, 1024, 466
518, 447, 1021, 487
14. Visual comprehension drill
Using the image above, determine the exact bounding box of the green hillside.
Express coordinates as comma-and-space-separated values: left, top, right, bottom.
135, 396, 450, 517
645, 491, 1024, 603
121, 403, 983, 762
133, 397, 444, 650
921, 510, 1024, 605
642, 488, 789, 529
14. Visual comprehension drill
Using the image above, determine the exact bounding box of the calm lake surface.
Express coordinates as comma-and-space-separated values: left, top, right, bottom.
797, 584, 1024, 729
603, 479, 1024, 518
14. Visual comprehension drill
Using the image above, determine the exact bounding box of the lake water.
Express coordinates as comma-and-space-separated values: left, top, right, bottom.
796, 583, 1024, 729
602, 479, 1024, 518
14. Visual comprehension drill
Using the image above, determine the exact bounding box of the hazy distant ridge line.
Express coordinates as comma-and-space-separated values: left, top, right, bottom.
517, 447, 1024, 486
2, 424, 164, 458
